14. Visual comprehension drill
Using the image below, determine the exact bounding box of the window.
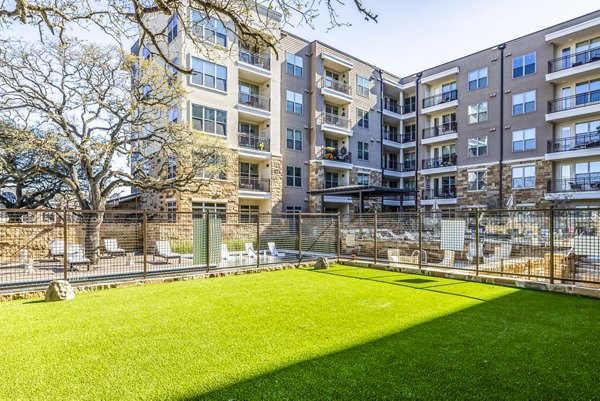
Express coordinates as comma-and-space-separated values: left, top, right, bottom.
325, 172, 338, 188
575, 161, 600, 184
166, 201, 177, 223
196, 154, 227, 180
357, 142, 369, 160
191, 57, 227, 91
575, 120, 600, 146
575, 79, 600, 105
168, 107, 178, 123
357, 173, 369, 186
286, 90, 303, 114
513, 52, 536, 78
167, 156, 176, 179
357, 76, 369, 97
240, 205, 259, 223
468, 67, 488, 90
192, 202, 226, 222
468, 170, 487, 191
167, 14, 178, 43
286, 129, 302, 150
191, 11, 227, 47
512, 166, 536, 188
575, 37, 600, 64
286, 206, 303, 216
512, 90, 536, 115
467, 102, 488, 123
286, 166, 302, 187
286, 52, 303, 77
468, 136, 488, 157
357, 108, 369, 128
191, 104, 227, 136
512, 128, 536, 152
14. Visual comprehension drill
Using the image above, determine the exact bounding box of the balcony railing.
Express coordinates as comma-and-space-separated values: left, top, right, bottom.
547, 133, 600, 153
422, 153, 457, 169
384, 160, 400, 171
548, 48, 600, 73
403, 160, 416, 172
384, 102, 401, 114
422, 122, 458, 139
239, 177, 270, 192
238, 49, 270, 70
548, 90, 600, 113
422, 188, 457, 200
402, 131, 416, 143
383, 130, 400, 143
238, 133, 270, 152
422, 90, 458, 108
547, 177, 600, 193
238, 91, 271, 111
403, 102, 416, 114
320, 112, 352, 129
320, 147, 352, 163
318, 76, 352, 95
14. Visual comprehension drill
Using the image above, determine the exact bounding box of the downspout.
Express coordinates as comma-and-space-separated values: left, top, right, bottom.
378, 69, 385, 210
497, 43, 506, 209
414, 72, 423, 210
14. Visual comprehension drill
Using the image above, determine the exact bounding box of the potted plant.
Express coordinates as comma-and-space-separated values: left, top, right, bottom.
258, 142, 265, 151
325, 146, 335, 159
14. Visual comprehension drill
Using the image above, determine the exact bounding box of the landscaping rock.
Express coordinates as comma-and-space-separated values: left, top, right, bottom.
45, 280, 75, 302
314, 257, 330, 270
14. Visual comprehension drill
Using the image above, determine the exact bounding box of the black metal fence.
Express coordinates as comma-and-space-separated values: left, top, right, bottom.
1, 208, 599, 291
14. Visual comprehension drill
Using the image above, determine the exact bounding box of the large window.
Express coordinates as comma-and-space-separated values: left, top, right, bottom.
468, 102, 488, 124
286, 166, 302, 187
575, 37, 600, 64
513, 52, 536, 78
575, 120, 600, 146
191, 57, 227, 91
468, 136, 488, 157
192, 202, 227, 221
512, 90, 536, 115
240, 205, 259, 223
575, 79, 600, 105
468, 67, 488, 90
191, 104, 227, 136
512, 128, 536, 152
191, 11, 227, 47
166, 201, 177, 223
512, 166, 536, 188
468, 170, 487, 191
325, 171, 339, 188
167, 156, 176, 179
357, 142, 369, 160
286, 90, 303, 114
575, 161, 600, 184
196, 154, 227, 180
286, 129, 302, 150
357, 173, 369, 186
286, 52, 303, 77
357, 108, 369, 128
357, 76, 369, 97
167, 14, 178, 43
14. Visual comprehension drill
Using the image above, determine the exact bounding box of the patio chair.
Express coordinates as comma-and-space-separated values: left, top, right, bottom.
221, 244, 231, 261
49, 240, 65, 260
467, 241, 484, 264
66, 244, 91, 270
431, 250, 455, 268
154, 240, 182, 263
483, 242, 512, 264
403, 231, 417, 242
245, 242, 257, 258
104, 238, 126, 257
268, 242, 286, 257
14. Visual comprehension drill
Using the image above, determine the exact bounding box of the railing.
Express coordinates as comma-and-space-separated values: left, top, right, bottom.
403, 102, 416, 114
422, 90, 458, 108
383, 130, 400, 143
422, 153, 457, 169
320, 112, 352, 129
422, 122, 458, 139
547, 177, 600, 193
318, 76, 352, 96
320, 147, 352, 163
238, 49, 270, 70
239, 177, 271, 192
547, 133, 600, 153
403, 160, 416, 172
238, 91, 271, 111
383, 102, 401, 114
238, 133, 271, 152
422, 188, 457, 200
548, 91, 600, 113
548, 48, 600, 73
383, 160, 400, 171
402, 131, 416, 143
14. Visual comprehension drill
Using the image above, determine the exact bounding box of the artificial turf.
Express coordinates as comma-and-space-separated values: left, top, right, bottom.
0, 265, 598, 400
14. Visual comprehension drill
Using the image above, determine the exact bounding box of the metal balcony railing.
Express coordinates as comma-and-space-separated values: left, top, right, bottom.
547, 176, 600, 193
238, 49, 270, 70
320, 112, 352, 129
402, 160, 416, 172
383, 130, 400, 143
422, 153, 457, 169
548, 48, 600, 73
547, 133, 600, 153
318, 76, 352, 95
422, 90, 458, 108
402, 131, 416, 143
383, 102, 401, 114
548, 90, 600, 113
384, 160, 400, 171
238, 133, 270, 152
422, 188, 457, 200
403, 102, 416, 114
422, 122, 458, 139
239, 177, 271, 192
320, 147, 352, 163
238, 91, 271, 111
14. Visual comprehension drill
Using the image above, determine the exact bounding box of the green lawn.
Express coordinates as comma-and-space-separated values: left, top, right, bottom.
1, 266, 598, 400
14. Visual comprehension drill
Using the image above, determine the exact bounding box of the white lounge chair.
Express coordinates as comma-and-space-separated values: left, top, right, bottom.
245, 243, 257, 258
221, 244, 231, 261
49, 240, 65, 260
154, 240, 182, 263
104, 238, 126, 257
484, 242, 512, 264
467, 241, 484, 264
268, 242, 286, 257
66, 244, 91, 270
431, 250, 455, 268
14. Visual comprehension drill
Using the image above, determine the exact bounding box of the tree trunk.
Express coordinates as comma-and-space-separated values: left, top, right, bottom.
82, 211, 104, 266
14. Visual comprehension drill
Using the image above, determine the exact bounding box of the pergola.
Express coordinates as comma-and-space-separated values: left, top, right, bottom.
308, 185, 414, 213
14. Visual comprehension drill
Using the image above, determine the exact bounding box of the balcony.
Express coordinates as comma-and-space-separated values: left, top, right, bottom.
239, 177, 270, 192
547, 49, 600, 83
546, 91, 600, 122
402, 131, 416, 144
421, 90, 458, 114
422, 122, 458, 145
318, 76, 353, 105
319, 147, 352, 170
383, 101, 402, 119
421, 154, 458, 175
421, 188, 458, 205
545, 177, 600, 201
238, 133, 271, 160
237, 91, 271, 121
319, 112, 353, 138
402, 160, 416, 172
545, 133, 600, 161
403, 102, 416, 115
383, 159, 415, 178
238, 49, 271, 82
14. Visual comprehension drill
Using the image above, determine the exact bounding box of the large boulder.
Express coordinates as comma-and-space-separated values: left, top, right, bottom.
45, 280, 75, 302
314, 257, 330, 270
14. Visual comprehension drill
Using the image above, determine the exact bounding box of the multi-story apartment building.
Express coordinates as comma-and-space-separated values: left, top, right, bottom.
120, 8, 600, 215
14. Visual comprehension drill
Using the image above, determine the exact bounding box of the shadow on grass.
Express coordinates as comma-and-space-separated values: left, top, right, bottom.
180, 288, 599, 400
396, 277, 437, 284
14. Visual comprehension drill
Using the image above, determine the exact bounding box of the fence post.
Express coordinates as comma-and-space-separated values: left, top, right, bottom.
418, 210, 423, 270
298, 214, 303, 262
206, 211, 211, 272
142, 210, 148, 279
63, 209, 68, 280
549, 206, 555, 284
475, 210, 480, 276
336, 212, 341, 263
256, 213, 261, 270
373, 211, 378, 264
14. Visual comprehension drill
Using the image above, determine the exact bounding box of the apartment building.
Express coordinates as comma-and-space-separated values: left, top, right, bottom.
123, 8, 600, 215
